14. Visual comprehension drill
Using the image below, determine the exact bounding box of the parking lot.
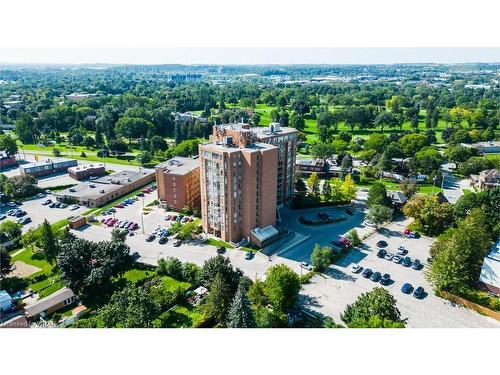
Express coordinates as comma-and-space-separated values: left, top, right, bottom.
300, 219, 500, 328
1, 192, 88, 233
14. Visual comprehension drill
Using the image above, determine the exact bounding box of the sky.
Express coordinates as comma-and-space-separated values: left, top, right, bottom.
0, 48, 499, 66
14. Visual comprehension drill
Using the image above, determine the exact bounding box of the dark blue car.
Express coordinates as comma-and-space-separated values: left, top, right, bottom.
401, 283, 413, 294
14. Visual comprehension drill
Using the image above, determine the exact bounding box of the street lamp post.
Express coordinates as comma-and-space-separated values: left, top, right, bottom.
141, 213, 145, 234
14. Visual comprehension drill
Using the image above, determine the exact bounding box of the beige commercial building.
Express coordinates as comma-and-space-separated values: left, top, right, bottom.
210, 122, 298, 205
155, 157, 201, 211
200, 131, 284, 246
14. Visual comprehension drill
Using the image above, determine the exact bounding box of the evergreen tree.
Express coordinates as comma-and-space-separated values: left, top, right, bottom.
294, 177, 308, 201
95, 125, 104, 147
226, 284, 256, 328
306, 173, 320, 198
203, 273, 232, 324
39, 219, 59, 264
322, 179, 332, 201
174, 121, 182, 145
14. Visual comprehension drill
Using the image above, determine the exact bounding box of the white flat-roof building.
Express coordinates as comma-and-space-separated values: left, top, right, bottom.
479, 240, 500, 296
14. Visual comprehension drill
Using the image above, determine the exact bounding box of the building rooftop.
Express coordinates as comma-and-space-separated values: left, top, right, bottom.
479, 240, 500, 291
68, 163, 104, 173
155, 157, 199, 175
297, 158, 326, 166
215, 122, 298, 139
92, 169, 154, 185
20, 158, 77, 170
55, 181, 121, 199
24, 287, 75, 318
251, 225, 279, 242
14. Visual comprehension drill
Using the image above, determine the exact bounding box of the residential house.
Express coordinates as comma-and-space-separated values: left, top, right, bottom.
470, 169, 500, 190
479, 240, 500, 296
24, 288, 77, 320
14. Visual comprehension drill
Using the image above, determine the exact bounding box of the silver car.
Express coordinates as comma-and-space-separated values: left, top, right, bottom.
393, 255, 402, 263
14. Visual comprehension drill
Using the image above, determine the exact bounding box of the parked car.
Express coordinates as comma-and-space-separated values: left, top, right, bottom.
412, 259, 421, 270
176, 215, 184, 221
165, 214, 171, 221
35, 193, 45, 199
376, 240, 388, 248
377, 249, 387, 258
300, 262, 313, 271
413, 286, 425, 299
44, 190, 52, 194
370, 271, 381, 282
60, 203, 68, 208
42, 199, 52, 205
380, 273, 391, 285
171, 215, 177, 221
396, 245, 406, 255
137, 192, 145, 197
384, 252, 393, 261
131, 251, 140, 260
401, 283, 413, 294
351, 264, 362, 273
393, 255, 402, 263
49, 202, 57, 208
15, 210, 27, 217
339, 236, 351, 247
216, 246, 226, 254
181, 216, 189, 223
114, 204, 124, 209
363, 220, 376, 227
70, 204, 80, 211
331, 240, 349, 249
173, 239, 182, 247
18, 217, 32, 225
145, 234, 156, 242
6, 202, 17, 207
0, 214, 6, 221
245, 252, 254, 260
159, 236, 168, 244
402, 256, 412, 267
362, 268, 373, 278
6, 209, 16, 215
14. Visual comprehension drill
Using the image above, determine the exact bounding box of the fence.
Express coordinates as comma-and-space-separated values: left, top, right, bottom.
438, 290, 500, 321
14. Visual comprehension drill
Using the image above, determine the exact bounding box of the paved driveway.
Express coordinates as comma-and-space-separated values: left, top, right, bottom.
300, 219, 500, 328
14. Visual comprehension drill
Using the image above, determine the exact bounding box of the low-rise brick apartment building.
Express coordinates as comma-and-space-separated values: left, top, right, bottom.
68, 163, 106, 180
155, 156, 201, 211
200, 123, 297, 246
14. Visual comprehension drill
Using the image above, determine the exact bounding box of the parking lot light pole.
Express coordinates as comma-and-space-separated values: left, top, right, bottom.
141, 212, 145, 234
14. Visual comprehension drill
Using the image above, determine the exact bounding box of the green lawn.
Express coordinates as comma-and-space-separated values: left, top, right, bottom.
161, 276, 191, 293
122, 268, 154, 283
206, 238, 235, 249
154, 304, 206, 328
357, 179, 441, 195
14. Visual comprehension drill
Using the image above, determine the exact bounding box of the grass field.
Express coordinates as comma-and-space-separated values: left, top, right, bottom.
161, 276, 191, 293
154, 304, 205, 328
122, 268, 154, 283
206, 238, 234, 249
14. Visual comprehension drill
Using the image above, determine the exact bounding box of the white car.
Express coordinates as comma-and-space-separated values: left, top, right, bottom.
70, 204, 80, 211
393, 255, 402, 263
300, 262, 313, 271
351, 264, 362, 273
397, 245, 406, 255
384, 252, 394, 261
363, 220, 376, 227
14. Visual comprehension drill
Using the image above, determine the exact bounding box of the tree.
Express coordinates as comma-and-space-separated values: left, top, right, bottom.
309, 142, 335, 161
364, 133, 387, 153
340, 154, 353, 180
203, 272, 232, 324
346, 229, 361, 247
306, 172, 320, 198
116, 117, 152, 143
458, 157, 495, 177
181, 262, 201, 285
57, 238, 132, 295
93, 285, 159, 328
399, 179, 418, 199
247, 278, 268, 308
374, 111, 398, 131
2, 175, 39, 198
1, 248, 12, 276
111, 228, 128, 243
294, 178, 307, 201
149, 135, 168, 154
445, 145, 478, 166
226, 284, 256, 328
0, 220, 23, 244
15, 112, 39, 143
340, 287, 404, 327
411, 147, 444, 175
322, 179, 332, 201
398, 133, 429, 156
340, 174, 356, 202
38, 219, 59, 264
108, 139, 128, 154
52, 147, 61, 157
136, 151, 152, 166
366, 182, 391, 208
403, 195, 453, 236
177, 222, 201, 241
157, 257, 183, 280
366, 204, 393, 228
311, 244, 334, 272
200, 255, 242, 293
289, 113, 305, 131
0, 134, 18, 156
427, 209, 491, 293
264, 264, 301, 313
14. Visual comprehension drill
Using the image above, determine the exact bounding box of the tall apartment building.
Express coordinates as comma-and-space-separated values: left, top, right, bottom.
199, 136, 279, 246
210, 123, 298, 206
155, 157, 201, 211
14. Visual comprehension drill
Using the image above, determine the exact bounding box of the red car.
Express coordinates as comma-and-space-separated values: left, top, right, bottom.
114, 204, 124, 208
129, 223, 139, 230
171, 215, 177, 221
339, 236, 352, 247
107, 219, 117, 227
